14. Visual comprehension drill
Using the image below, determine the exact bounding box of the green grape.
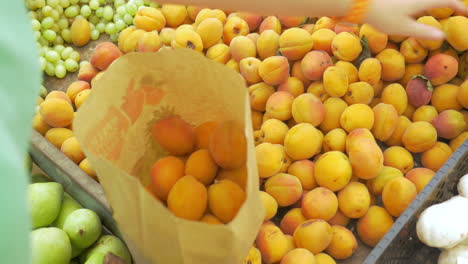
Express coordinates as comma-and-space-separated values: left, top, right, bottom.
55, 64, 67, 78
39, 47, 46, 57
70, 51, 80, 61
51, 24, 60, 33
114, 0, 125, 8
61, 46, 73, 59
47, 0, 59, 8
113, 14, 122, 23
79, 60, 89, 68
54, 36, 64, 45
41, 17, 54, 29
95, 7, 104, 17
123, 13, 133, 25
133, 0, 144, 7
143, 0, 150, 5
98, 0, 105, 4
89, 0, 99, 10
64, 58, 79, 72
55, 6, 64, 15
126, 3, 137, 16
103, 6, 114, 21
69, 0, 79, 4
116, 5, 126, 16
45, 50, 60, 63
34, 31, 41, 41
110, 33, 119, 42
41, 5, 53, 16
75, 15, 85, 20
115, 19, 126, 31
45, 62, 56, 76
31, 19, 41, 31
59, 0, 70, 7
80, 0, 89, 3
39, 57, 47, 71
28, 11, 38, 20
89, 15, 100, 25
58, 17, 69, 29
54, 44, 65, 53
37, 0, 47, 8
81, 5, 92, 17
43, 29, 57, 42
105, 22, 116, 35
96, 22, 105, 33
64, 5, 79, 17
61, 29, 72, 43
90, 29, 100, 40
51, 9, 60, 20
36, 10, 44, 21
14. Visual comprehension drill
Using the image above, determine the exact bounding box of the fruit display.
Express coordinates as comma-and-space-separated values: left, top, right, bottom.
27, 176, 131, 264
26, 1, 468, 263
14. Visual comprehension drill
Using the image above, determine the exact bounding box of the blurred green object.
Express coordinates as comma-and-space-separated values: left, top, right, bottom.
0, 0, 41, 263
30, 173, 51, 183
25, 153, 33, 173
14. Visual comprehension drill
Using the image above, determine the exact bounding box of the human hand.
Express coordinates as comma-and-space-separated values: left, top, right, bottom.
364, 0, 468, 40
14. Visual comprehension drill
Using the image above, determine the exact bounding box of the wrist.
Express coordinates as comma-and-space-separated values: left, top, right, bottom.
336, 0, 372, 24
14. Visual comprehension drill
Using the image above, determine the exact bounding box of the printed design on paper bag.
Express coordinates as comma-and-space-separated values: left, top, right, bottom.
122, 74, 165, 124
85, 105, 130, 161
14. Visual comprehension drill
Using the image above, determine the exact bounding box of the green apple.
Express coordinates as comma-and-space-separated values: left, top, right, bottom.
53, 193, 82, 229
81, 235, 132, 264
30, 173, 50, 184
70, 259, 79, 264
31, 227, 71, 264
84, 252, 105, 264
64, 209, 102, 249
28, 182, 64, 228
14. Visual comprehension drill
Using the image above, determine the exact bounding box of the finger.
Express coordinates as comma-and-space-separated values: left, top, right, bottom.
421, 0, 468, 14
396, 19, 446, 40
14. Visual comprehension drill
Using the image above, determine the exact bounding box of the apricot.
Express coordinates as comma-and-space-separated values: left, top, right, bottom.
428, 7, 454, 18
137, 31, 162, 52
323, 66, 348, 97
403, 103, 416, 119
432, 110, 466, 140
281, 248, 315, 264
152, 116, 195, 156
259, 16, 282, 35
249, 82, 274, 111
359, 24, 388, 54
167, 175, 207, 221
301, 50, 333, 81
284, 123, 323, 160
234, 12, 262, 31
208, 179, 245, 223
257, 30, 280, 60
301, 23, 316, 34
150, 156, 185, 201
400, 37, 428, 64
223, 16, 249, 45
424, 54, 459, 86
161, 4, 187, 28
74, 89, 91, 109
311, 29, 336, 55
337, 182, 371, 219
416, 16, 443, 50
118, 27, 139, 53
278, 77, 305, 97
258, 56, 290, 85
294, 219, 333, 254
279, 208, 306, 236
412, 105, 436, 123
265, 173, 302, 207
77, 62, 98, 83
372, 103, 399, 141
40, 98, 74, 128
323, 128, 347, 153
134, 7, 166, 31
383, 146, 414, 174
344, 82, 374, 105
314, 17, 336, 32
432, 84, 463, 112
376, 49, 405, 81
302, 187, 338, 221
256, 143, 286, 178
405, 168, 436, 193
279, 28, 314, 61
256, 118, 289, 145
45, 91, 71, 104
32, 113, 51, 136
193, 121, 218, 150
70, 18, 90, 47
372, 80, 385, 97
259, 191, 278, 221
307, 81, 329, 102
400, 63, 424, 88
450, 132, 468, 152
230, 36, 256, 62
320, 98, 348, 133
340, 104, 375, 132
194, 9, 226, 26
380, 83, 408, 115
367, 166, 403, 196
325, 225, 358, 260
278, 16, 307, 28
66, 81, 90, 104
357, 206, 394, 247
459, 80, 468, 108
314, 151, 352, 192
421, 142, 453, 172
328, 210, 350, 227
209, 120, 246, 170
195, 18, 223, 49
291, 93, 325, 126
256, 222, 289, 264
185, 149, 218, 185
200, 214, 223, 225
172, 28, 203, 52
206, 43, 231, 64
264, 91, 293, 121
444, 16, 468, 52
90, 42, 122, 71
61, 137, 85, 164
346, 129, 384, 180
402, 121, 437, 153
238, 57, 261, 84
186, 6, 202, 21
382, 177, 417, 217
45, 128, 74, 149
332, 32, 362, 62
217, 164, 247, 190
79, 158, 97, 180
335, 61, 358, 84
286, 160, 316, 190
315, 253, 336, 264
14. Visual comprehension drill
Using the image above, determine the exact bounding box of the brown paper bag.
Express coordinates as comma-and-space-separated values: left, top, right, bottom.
74, 49, 264, 264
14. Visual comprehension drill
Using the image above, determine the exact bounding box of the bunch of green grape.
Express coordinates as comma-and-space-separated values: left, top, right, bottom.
26, 0, 159, 78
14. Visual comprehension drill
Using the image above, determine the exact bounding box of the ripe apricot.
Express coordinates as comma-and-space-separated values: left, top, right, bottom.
278, 77, 305, 97
209, 120, 246, 169
432, 109, 466, 140
450, 132, 468, 152
45, 128, 74, 149
402, 121, 437, 153
385, 116, 412, 147
168, 175, 207, 221
287, 160, 317, 190
32, 113, 51, 136
45, 91, 71, 104
332, 32, 362, 62
383, 146, 414, 174
372, 103, 399, 141
301, 50, 333, 81
357, 206, 394, 247
185, 149, 218, 185
152, 115, 195, 156
311, 28, 336, 55
382, 177, 417, 217
249, 82, 275, 112
367, 166, 403, 196
280, 248, 315, 264
265, 173, 303, 207
338, 182, 371, 219
278, 28, 314, 61
256, 222, 289, 264
200, 214, 223, 225
194, 121, 218, 150
280, 208, 307, 235
61, 137, 85, 164
359, 24, 388, 54
320, 97, 348, 133
259, 191, 278, 221
314, 151, 352, 192
150, 156, 185, 201
358, 58, 382, 86
291, 93, 325, 126
79, 158, 97, 181
376, 49, 405, 81
265, 91, 294, 121
74, 89, 91, 109
259, 16, 282, 35
344, 82, 374, 105
405, 168, 436, 193
323, 128, 347, 153
223, 16, 249, 45
431, 84, 463, 112
257, 30, 280, 60
340, 104, 374, 132
256, 142, 286, 178
315, 253, 336, 264
40, 98, 74, 128
66, 81, 90, 104
208, 179, 245, 223
294, 219, 333, 254
240, 57, 262, 84
381, 83, 408, 115
335, 61, 359, 83
307, 81, 329, 102
284, 123, 323, 160
323, 66, 348, 97
413, 106, 438, 123
302, 187, 338, 221
259, 56, 290, 85
421, 142, 453, 172
326, 225, 358, 260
